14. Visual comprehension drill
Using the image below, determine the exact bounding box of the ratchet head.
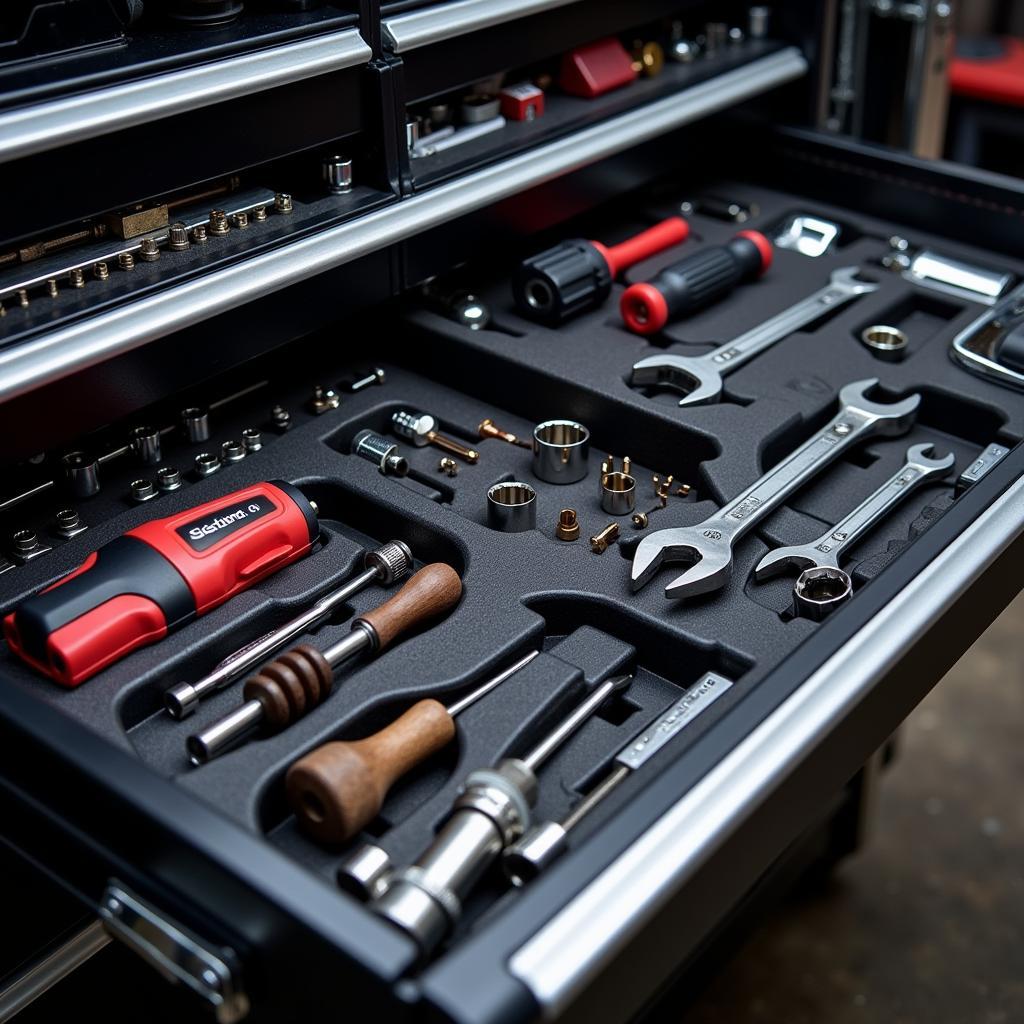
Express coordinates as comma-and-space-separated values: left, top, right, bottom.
630, 353, 723, 407
630, 525, 733, 599
838, 378, 920, 434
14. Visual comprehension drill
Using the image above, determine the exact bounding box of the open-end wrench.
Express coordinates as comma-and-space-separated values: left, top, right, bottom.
630, 267, 879, 407
754, 442, 955, 581
630, 380, 921, 600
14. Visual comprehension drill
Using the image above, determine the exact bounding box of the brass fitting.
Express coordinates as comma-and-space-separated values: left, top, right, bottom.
556, 508, 580, 541
590, 522, 619, 553
478, 418, 532, 449
439, 457, 458, 477
632, 511, 649, 529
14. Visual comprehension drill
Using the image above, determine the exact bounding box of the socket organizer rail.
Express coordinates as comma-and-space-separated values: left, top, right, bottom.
0, 29, 372, 164
0, 47, 807, 404
0, 20, 1023, 1024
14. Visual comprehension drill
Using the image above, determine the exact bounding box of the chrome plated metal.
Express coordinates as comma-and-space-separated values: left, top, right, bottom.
630, 267, 878, 406
792, 566, 852, 620
487, 482, 537, 532
165, 541, 412, 719
631, 380, 921, 599
951, 282, 1024, 390
100, 882, 248, 1023
0, 49, 807, 405
773, 213, 840, 257
755, 443, 955, 579
533, 421, 590, 484
511, 475, 1024, 1017
446, 650, 540, 716
0, 921, 110, 1020
0, 31, 371, 164
384, 0, 584, 52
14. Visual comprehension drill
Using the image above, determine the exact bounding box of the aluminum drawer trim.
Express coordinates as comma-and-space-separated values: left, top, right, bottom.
509, 474, 1024, 1018
383, 0, 583, 52
0, 47, 807, 404
0, 29, 372, 165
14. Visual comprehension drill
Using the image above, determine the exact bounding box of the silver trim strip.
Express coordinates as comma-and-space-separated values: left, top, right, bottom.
384, 0, 583, 53
0, 29, 371, 165
0, 47, 806, 404
510, 475, 1024, 1017
0, 921, 110, 1021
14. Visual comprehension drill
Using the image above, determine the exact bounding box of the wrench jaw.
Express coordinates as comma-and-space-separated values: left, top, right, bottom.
839, 378, 921, 434
903, 442, 957, 477
630, 529, 733, 600
753, 546, 822, 581
630, 355, 722, 407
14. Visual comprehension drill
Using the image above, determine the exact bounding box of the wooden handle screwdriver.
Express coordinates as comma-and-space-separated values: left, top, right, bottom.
285, 650, 540, 844
186, 563, 462, 766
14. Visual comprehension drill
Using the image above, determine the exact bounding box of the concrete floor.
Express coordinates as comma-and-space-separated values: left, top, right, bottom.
684, 590, 1024, 1024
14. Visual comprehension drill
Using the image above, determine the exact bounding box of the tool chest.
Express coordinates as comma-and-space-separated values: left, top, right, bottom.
0, 1, 1022, 1021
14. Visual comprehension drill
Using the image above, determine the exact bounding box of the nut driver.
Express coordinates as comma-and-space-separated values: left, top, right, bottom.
165, 541, 413, 719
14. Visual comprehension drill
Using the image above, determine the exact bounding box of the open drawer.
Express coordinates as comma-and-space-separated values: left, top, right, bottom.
0, 118, 1022, 1024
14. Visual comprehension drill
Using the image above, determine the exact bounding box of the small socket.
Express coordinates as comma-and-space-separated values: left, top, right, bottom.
208, 210, 230, 236
11, 529, 51, 563
156, 466, 182, 491
63, 451, 101, 498
129, 425, 162, 465
241, 428, 262, 452
181, 406, 211, 443
323, 154, 354, 194
793, 566, 852, 621
555, 508, 580, 541
860, 324, 908, 362
221, 439, 246, 463
139, 237, 160, 262
352, 429, 409, 477
54, 508, 88, 538
194, 452, 221, 477
487, 482, 537, 533
168, 223, 190, 251
130, 479, 157, 503
532, 420, 590, 484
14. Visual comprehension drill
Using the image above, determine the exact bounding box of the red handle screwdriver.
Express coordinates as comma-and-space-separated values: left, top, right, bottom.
513, 217, 689, 324
4, 481, 318, 687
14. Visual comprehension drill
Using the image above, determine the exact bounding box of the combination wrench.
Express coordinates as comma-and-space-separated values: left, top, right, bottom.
630, 379, 921, 600
754, 442, 955, 582
630, 267, 879, 407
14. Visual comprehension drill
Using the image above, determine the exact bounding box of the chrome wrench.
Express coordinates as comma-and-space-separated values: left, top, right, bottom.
630, 379, 921, 600
630, 267, 879, 406
754, 442, 955, 580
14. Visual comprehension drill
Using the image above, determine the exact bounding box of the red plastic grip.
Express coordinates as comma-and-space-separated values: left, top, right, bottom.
620, 283, 670, 334
736, 229, 774, 275
592, 217, 689, 278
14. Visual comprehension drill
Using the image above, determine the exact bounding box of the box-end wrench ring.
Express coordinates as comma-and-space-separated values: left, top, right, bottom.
630, 267, 879, 407
754, 442, 955, 580
630, 379, 921, 600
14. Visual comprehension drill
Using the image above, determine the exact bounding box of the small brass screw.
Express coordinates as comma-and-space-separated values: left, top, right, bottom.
438, 457, 458, 477
590, 522, 619, 553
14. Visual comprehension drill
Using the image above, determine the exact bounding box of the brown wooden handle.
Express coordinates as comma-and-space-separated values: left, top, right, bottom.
286, 699, 456, 844
357, 562, 462, 652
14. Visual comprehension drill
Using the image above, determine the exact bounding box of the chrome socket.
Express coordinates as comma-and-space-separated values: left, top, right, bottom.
600, 471, 636, 515
129, 425, 162, 465
487, 482, 537, 532
793, 566, 852, 621
860, 324, 908, 362
352, 429, 409, 477
63, 451, 100, 498
532, 420, 590, 484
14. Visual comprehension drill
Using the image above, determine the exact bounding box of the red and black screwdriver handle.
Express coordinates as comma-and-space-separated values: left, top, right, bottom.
3, 481, 318, 687
513, 216, 689, 325
620, 230, 773, 335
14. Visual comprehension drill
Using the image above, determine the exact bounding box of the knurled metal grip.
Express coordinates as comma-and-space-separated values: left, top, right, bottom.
365, 540, 413, 584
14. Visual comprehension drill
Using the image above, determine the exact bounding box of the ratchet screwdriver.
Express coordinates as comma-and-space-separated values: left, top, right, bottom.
286, 649, 541, 844
514, 217, 689, 324
165, 540, 413, 719
187, 563, 462, 765
620, 230, 773, 334
371, 673, 633, 956
4, 481, 318, 687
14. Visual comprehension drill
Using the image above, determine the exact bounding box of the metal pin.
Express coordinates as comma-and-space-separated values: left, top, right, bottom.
46, 278, 58, 297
